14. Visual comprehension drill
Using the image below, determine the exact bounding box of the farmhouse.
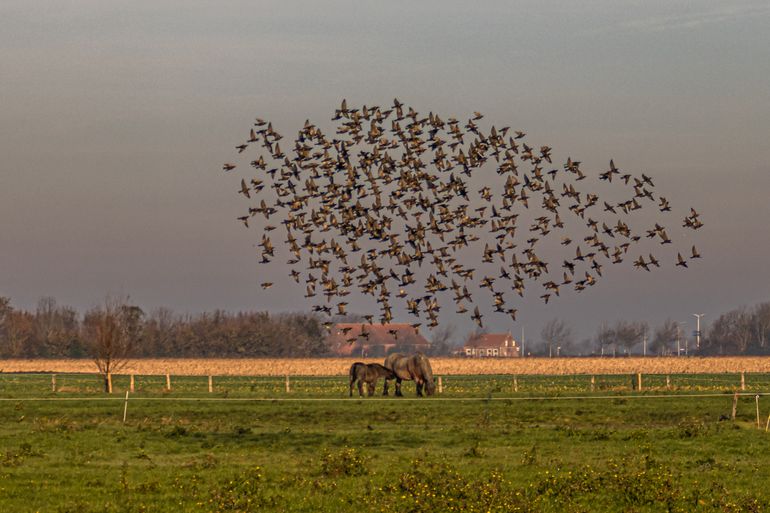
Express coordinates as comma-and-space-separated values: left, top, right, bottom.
326, 323, 431, 357
463, 332, 520, 357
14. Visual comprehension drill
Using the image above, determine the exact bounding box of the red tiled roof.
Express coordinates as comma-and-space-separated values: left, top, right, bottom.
326, 323, 430, 356
465, 333, 517, 349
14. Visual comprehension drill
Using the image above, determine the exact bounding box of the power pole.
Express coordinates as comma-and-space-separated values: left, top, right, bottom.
676, 324, 681, 356
693, 313, 705, 351
679, 322, 688, 356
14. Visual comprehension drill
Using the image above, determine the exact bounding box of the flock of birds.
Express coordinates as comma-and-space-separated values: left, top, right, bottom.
224, 99, 702, 332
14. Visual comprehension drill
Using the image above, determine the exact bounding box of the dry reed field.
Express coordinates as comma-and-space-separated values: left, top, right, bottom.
2, 356, 770, 376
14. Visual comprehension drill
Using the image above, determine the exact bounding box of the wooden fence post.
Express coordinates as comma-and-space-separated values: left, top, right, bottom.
122, 391, 129, 424
590, 375, 595, 392
741, 372, 746, 391
666, 375, 671, 390
513, 375, 518, 393
285, 375, 290, 393
637, 373, 643, 392
438, 376, 443, 394
165, 373, 171, 391
129, 374, 135, 393
756, 395, 761, 429
107, 372, 113, 394
208, 375, 213, 393
51, 374, 56, 393
731, 392, 739, 421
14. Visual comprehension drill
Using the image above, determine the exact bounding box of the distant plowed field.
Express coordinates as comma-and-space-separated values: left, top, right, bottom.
2, 357, 770, 376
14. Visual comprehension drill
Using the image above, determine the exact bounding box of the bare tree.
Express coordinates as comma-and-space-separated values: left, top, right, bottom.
706, 307, 753, 355
82, 297, 143, 392
651, 319, 678, 355
540, 318, 574, 357
752, 302, 770, 351
428, 323, 455, 356
142, 307, 177, 357
0, 299, 35, 358
33, 297, 80, 357
0, 297, 11, 349
614, 320, 649, 354
595, 322, 615, 355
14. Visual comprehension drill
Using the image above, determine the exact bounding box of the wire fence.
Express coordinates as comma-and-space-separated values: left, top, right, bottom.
1, 371, 768, 399
6, 372, 770, 432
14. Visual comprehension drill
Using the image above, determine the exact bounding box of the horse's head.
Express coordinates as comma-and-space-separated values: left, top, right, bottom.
424, 376, 436, 396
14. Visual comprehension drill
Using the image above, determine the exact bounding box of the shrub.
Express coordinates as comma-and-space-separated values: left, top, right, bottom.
320, 447, 369, 477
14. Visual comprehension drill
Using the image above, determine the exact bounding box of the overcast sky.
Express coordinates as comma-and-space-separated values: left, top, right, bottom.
2, 1, 769, 345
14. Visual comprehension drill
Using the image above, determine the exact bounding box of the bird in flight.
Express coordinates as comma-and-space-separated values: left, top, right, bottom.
224, 100, 703, 328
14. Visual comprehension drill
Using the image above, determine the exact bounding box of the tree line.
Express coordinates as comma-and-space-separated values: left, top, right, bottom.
531, 301, 770, 357
2, 295, 770, 359
0, 296, 328, 359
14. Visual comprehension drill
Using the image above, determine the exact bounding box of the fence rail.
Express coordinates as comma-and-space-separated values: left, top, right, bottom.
6, 372, 770, 429
2, 371, 769, 398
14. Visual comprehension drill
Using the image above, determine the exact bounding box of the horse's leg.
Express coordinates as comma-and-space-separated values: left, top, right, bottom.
367, 381, 375, 397
357, 380, 364, 397
395, 378, 403, 397
383, 378, 389, 396
349, 377, 354, 397
416, 380, 423, 397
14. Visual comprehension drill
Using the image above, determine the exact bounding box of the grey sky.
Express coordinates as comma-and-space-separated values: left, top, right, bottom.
1, 1, 769, 344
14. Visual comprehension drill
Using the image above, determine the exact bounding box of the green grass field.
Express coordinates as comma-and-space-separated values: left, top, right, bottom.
2, 373, 769, 512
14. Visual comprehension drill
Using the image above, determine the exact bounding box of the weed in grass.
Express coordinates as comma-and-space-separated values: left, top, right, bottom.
2, 441, 42, 467
380, 459, 530, 513
165, 425, 189, 438
677, 418, 708, 439
205, 466, 280, 512
521, 445, 538, 466
119, 462, 130, 494
587, 428, 613, 441
619, 429, 647, 441
184, 453, 218, 470
320, 447, 369, 477
233, 425, 251, 436
134, 450, 154, 466
463, 441, 485, 458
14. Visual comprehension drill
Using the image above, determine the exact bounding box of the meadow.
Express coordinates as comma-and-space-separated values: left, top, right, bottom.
2, 368, 770, 512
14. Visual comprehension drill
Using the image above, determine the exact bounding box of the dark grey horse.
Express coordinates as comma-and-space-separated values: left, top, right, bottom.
348, 362, 396, 397
382, 352, 435, 397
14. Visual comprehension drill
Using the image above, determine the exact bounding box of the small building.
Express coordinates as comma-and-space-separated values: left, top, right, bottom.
326, 323, 431, 357
463, 332, 520, 357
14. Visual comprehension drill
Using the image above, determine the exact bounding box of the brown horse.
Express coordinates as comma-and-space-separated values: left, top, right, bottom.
348, 362, 396, 397
383, 352, 435, 397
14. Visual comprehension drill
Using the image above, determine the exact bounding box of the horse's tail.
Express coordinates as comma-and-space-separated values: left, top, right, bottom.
349, 362, 363, 381
417, 354, 435, 395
